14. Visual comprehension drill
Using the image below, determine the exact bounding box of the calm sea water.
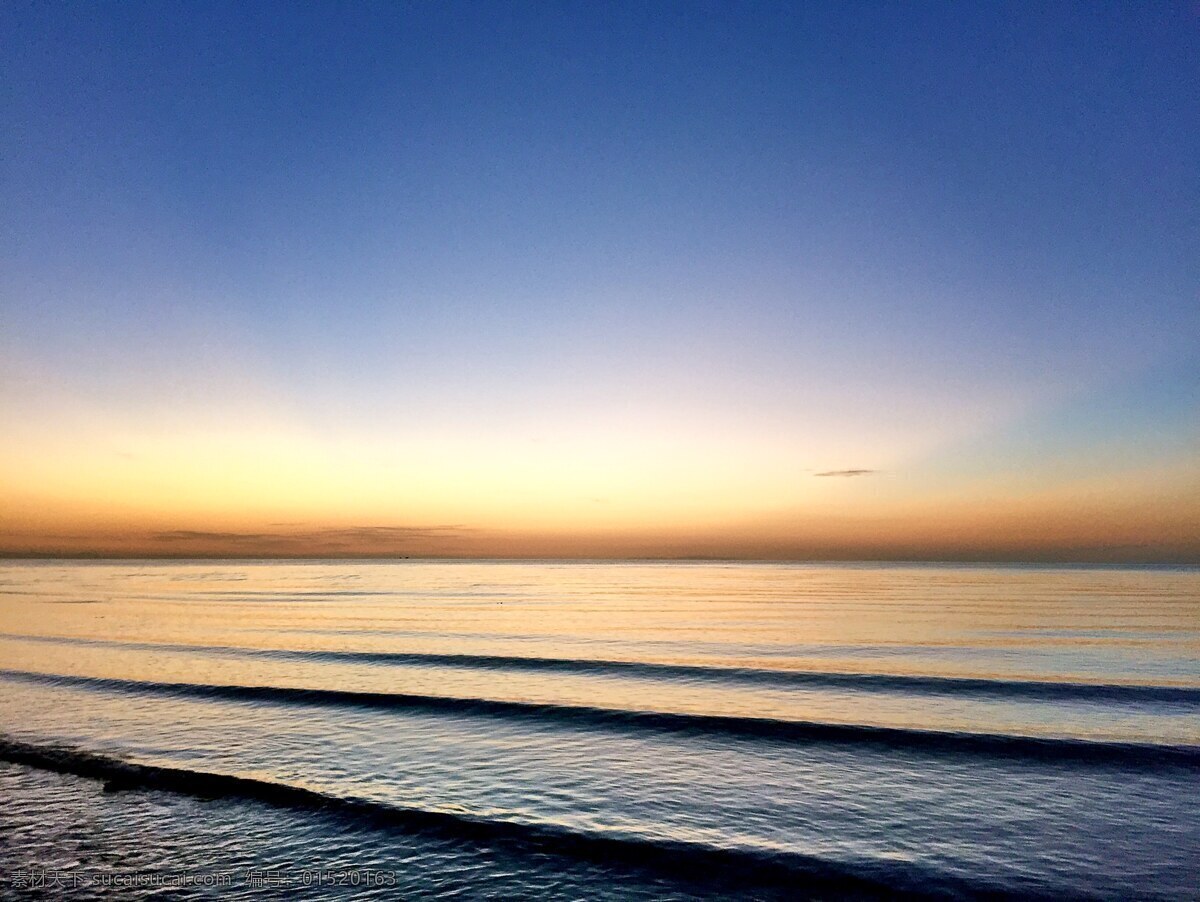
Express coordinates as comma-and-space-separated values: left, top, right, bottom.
0, 560, 1197, 899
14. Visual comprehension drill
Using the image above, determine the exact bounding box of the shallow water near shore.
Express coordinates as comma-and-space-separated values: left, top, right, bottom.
1, 560, 1197, 898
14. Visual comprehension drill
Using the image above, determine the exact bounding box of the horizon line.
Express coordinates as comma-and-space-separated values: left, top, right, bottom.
1, 553, 1196, 568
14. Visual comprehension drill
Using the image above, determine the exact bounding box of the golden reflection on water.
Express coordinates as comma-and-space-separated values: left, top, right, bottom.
1, 561, 1197, 744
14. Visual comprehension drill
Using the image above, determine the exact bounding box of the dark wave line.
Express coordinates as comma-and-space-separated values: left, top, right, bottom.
0, 735, 1043, 900
3, 632, 1196, 704
2, 669, 1196, 768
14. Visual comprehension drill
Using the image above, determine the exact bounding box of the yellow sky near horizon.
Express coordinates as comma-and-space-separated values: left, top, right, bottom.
4, 424, 1197, 561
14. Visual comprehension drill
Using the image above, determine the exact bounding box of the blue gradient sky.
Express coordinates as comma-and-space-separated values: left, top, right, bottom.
2, 1, 1198, 559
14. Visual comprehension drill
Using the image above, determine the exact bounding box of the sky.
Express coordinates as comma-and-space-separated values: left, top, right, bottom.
1, 1, 1197, 561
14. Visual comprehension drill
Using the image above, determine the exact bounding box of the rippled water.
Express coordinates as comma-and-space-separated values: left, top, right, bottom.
1, 560, 1197, 899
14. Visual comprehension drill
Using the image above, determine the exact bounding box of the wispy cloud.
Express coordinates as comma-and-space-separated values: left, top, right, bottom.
814, 469, 877, 477
149, 525, 474, 549
153, 530, 278, 543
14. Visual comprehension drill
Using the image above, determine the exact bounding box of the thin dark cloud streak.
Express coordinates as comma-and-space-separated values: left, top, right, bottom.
149, 526, 474, 546
153, 531, 279, 543
814, 469, 877, 478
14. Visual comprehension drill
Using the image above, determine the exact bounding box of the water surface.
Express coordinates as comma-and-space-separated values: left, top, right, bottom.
1, 560, 1197, 898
